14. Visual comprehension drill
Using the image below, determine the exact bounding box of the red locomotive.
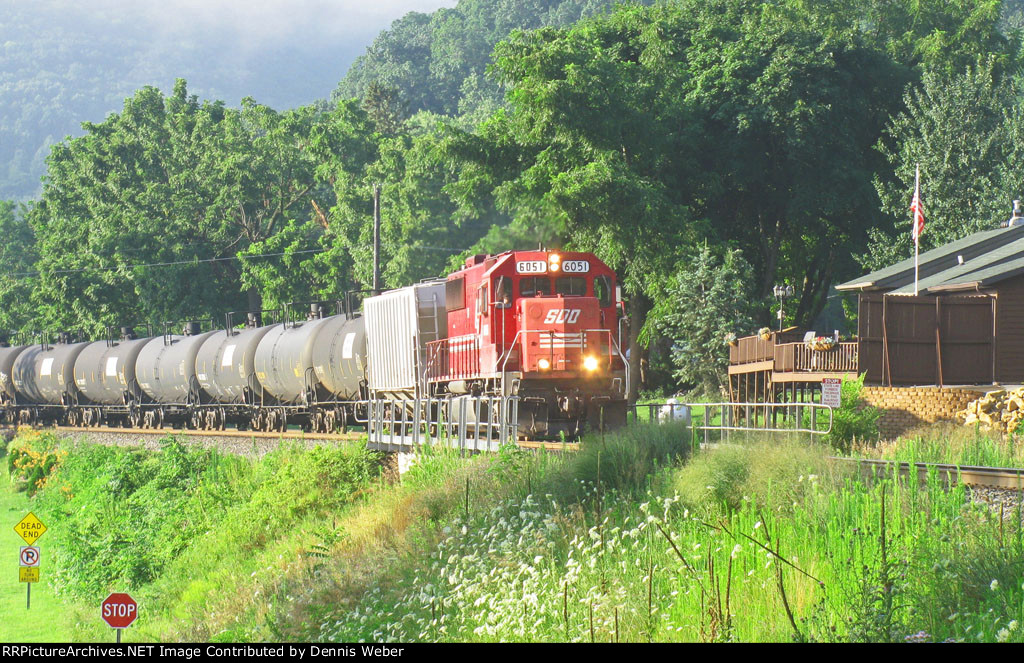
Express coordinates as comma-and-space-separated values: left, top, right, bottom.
425, 249, 628, 437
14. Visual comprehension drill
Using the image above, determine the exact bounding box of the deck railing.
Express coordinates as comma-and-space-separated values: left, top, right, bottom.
729, 334, 775, 364
774, 342, 858, 373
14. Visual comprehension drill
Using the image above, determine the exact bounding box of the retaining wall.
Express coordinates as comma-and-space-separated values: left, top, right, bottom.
861, 386, 986, 439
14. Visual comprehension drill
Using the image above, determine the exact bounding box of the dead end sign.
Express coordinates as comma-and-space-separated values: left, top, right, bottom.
14, 513, 46, 546
101, 593, 138, 629
822, 378, 842, 409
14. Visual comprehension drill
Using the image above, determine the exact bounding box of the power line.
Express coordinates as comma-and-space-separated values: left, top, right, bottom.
7, 244, 468, 279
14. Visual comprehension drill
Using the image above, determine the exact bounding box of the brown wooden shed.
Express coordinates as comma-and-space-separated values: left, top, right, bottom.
837, 222, 1024, 386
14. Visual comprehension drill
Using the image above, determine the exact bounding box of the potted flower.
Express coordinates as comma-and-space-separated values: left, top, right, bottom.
724, 332, 738, 347
805, 336, 837, 351
758, 327, 771, 341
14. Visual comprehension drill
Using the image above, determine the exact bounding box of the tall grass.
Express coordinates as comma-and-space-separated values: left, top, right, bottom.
317, 437, 1024, 643
858, 423, 1024, 468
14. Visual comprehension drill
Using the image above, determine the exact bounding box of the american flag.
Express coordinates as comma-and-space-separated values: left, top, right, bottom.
910, 165, 925, 244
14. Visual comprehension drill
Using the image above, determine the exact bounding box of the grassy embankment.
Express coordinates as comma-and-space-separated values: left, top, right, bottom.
2, 428, 385, 641
4, 416, 1024, 642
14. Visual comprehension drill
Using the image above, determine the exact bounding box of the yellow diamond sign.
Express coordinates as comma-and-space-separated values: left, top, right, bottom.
14, 513, 46, 546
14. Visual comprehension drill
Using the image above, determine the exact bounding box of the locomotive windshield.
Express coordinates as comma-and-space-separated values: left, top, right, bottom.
520, 277, 551, 297
555, 277, 586, 296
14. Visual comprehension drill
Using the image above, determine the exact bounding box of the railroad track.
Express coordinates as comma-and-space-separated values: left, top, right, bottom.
52, 425, 366, 442
26, 425, 579, 451
844, 457, 1024, 490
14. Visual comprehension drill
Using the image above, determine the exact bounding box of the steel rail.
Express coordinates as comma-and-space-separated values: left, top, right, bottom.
37, 424, 569, 450
841, 457, 1024, 490
51, 425, 366, 442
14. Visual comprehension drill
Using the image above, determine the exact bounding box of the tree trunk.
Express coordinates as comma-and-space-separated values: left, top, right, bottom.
247, 286, 263, 317
626, 292, 652, 404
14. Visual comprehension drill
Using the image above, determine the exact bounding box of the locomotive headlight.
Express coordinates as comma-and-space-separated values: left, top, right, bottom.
548, 253, 561, 271
538, 358, 551, 370
583, 355, 599, 371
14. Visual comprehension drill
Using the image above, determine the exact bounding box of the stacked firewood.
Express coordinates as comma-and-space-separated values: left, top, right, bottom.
958, 388, 1024, 434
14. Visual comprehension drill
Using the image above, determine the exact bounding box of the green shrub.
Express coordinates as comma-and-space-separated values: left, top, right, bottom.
567, 420, 691, 494
673, 436, 845, 515
825, 374, 880, 452
30, 438, 383, 600
6, 428, 66, 495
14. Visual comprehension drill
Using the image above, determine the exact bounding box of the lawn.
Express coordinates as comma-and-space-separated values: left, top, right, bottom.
0, 464, 83, 643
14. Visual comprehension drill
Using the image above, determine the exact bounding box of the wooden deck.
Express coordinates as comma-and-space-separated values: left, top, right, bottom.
727, 330, 858, 402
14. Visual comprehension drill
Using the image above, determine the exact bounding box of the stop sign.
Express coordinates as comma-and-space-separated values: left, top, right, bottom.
101, 592, 138, 629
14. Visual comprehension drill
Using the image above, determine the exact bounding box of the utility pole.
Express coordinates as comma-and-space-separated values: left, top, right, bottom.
372, 183, 381, 295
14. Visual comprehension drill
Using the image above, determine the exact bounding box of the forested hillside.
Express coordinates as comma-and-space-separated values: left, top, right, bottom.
4, 0, 1024, 397
334, 0, 653, 117
0, 0, 399, 201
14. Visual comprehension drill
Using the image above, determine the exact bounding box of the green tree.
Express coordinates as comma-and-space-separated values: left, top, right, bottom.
29, 80, 327, 335
335, 0, 653, 118
647, 244, 758, 398
317, 107, 496, 291
867, 57, 1015, 270
448, 0, 906, 396
0, 201, 37, 334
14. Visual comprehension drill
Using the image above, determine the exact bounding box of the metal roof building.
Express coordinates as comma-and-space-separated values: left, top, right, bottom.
837, 211, 1024, 386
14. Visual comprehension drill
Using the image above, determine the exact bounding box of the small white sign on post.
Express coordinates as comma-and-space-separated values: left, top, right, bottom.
822, 378, 842, 409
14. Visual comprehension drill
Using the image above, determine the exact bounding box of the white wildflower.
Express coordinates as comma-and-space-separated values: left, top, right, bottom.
731, 544, 742, 559
991, 579, 1000, 591
997, 628, 1010, 642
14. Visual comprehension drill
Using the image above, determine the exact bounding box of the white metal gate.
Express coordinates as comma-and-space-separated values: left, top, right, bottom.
366, 395, 520, 452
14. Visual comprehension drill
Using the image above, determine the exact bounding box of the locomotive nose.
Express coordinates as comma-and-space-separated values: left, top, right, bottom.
520, 296, 602, 373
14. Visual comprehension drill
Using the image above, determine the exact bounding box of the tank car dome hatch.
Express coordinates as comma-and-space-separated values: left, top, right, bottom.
12, 340, 91, 405
135, 330, 217, 403
253, 316, 333, 405
195, 324, 274, 404
73, 337, 151, 405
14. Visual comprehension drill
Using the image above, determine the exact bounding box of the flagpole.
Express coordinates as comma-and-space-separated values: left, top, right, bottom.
914, 165, 920, 296
915, 239, 919, 296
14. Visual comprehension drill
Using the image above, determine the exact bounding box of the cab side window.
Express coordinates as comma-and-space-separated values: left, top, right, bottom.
495, 276, 512, 308
477, 284, 488, 316
594, 275, 612, 307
